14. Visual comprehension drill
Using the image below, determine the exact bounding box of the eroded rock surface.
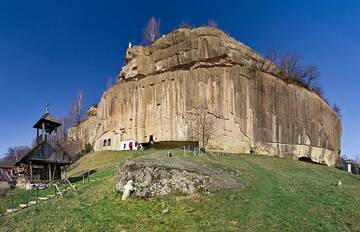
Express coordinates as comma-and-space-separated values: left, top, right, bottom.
116, 156, 243, 197
69, 27, 342, 166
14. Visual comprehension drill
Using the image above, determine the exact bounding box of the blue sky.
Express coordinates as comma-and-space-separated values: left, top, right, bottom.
0, 0, 358, 157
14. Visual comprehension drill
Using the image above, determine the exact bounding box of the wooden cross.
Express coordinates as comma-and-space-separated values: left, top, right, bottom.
45, 100, 49, 113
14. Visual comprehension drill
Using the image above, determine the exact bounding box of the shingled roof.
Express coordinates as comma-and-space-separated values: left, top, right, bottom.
33, 113, 62, 132
15, 140, 71, 166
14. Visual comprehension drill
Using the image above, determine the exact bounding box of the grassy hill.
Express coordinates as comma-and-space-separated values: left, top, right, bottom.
1, 150, 360, 231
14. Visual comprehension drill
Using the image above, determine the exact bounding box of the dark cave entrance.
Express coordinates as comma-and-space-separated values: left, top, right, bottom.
298, 157, 315, 163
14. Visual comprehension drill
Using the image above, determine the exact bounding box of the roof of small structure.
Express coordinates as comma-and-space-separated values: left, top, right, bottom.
15, 140, 71, 166
33, 113, 62, 132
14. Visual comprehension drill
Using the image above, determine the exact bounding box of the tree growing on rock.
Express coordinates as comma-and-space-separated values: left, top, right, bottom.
178, 21, 192, 29
251, 50, 324, 100
248, 49, 278, 78
277, 53, 301, 82
143, 17, 161, 44
298, 64, 320, 88
332, 103, 342, 117
192, 102, 216, 153
206, 19, 218, 28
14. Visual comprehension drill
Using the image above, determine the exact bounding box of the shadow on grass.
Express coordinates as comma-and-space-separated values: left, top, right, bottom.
67, 170, 97, 183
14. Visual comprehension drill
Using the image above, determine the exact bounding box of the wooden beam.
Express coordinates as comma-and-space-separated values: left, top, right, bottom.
52, 164, 57, 180
48, 163, 52, 181
29, 162, 33, 181
36, 129, 39, 144
42, 122, 45, 141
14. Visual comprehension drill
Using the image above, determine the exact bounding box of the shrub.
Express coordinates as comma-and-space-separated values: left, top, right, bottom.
84, 143, 94, 154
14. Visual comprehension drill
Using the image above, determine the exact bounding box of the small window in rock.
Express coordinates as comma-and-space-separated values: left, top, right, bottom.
107, 139, 111, 146
103, 140, 107, 147
150, 83, 155, 86
131, 66, 138, 71
130, 118, 133, 121
162, 80, 165, 82
157, 103, 161, 106
123, 143, 126, 149
171, 78, 175, 81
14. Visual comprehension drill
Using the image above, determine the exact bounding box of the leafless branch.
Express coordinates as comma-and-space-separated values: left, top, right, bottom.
192, 101, 216, 152
143, 17, 161, 44
178, 21, 192, 29
206, 19, 218, 28
332, 103, 342, 117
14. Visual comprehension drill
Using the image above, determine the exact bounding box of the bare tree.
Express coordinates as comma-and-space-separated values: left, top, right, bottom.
258, 51, 322, 90
178, 21, 192, 29
143, 17, 161, 44
69, 90, 84, 127
192, 103, 216, 153
277, 53, 301, 81
249, 50, 278, 78
0, 146, 31, 166
311, 84, 324, 98
59, 138, 83, 162
298, 64, 320, 88
55, 117, 70, 142
332, 103, 342, 117
260, 49, 278, 73
207, 19, 218, 28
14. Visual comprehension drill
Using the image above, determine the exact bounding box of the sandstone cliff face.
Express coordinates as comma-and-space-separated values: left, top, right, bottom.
68, 27, 342, 167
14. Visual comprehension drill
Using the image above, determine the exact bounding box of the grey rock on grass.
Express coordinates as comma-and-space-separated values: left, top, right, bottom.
117, 156, 243, 198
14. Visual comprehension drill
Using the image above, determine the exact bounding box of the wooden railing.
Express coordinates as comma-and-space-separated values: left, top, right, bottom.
0, 169, 96, 217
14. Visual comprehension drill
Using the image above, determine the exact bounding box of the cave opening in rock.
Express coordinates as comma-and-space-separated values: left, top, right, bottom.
298, 157, 314, 163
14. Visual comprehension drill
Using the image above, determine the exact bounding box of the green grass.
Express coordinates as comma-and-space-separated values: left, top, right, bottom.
1, 150, 360, 231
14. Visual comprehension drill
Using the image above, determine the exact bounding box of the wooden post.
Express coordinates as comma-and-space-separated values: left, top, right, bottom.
29, 161, 33, 181
52, 164, 57, 181
36, 129, 39, 144
42, 122, 45, 141
36, 188, 38, 204
48, 163, 52, 181
25, 190, 29, 207
11, 195, 14, 213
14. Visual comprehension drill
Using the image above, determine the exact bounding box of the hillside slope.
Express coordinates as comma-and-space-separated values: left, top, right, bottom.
1, 151, 360, 231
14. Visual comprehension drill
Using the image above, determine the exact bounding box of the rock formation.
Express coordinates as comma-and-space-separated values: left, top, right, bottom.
116, 156, 243, 197
68, 27, 342, 166
0, 181, 10, 196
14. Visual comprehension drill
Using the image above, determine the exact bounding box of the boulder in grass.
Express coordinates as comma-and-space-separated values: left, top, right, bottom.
116, 156, 243, 198
0, 181, 10, 196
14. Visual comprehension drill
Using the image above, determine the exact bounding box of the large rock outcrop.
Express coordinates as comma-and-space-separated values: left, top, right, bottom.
116, 156, 243, 197
68, 27, 342, 166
